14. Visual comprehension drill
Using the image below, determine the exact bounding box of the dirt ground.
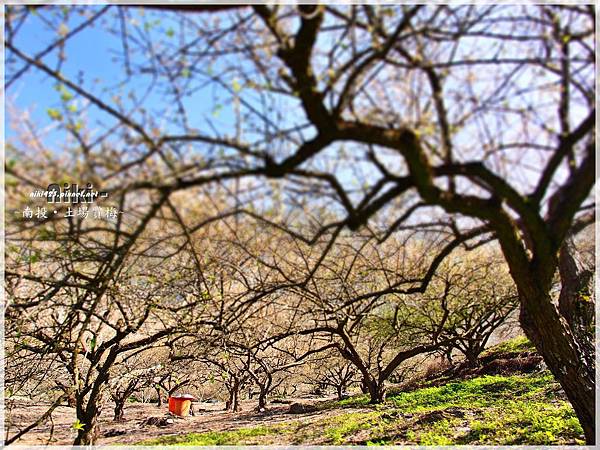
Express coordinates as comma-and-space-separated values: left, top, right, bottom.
6, 397, 353, 446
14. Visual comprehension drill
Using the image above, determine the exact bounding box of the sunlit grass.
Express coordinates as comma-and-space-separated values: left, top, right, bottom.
135, 339, 583, 446
138, 425, 277, 445
388, 373, 556, 411
481, 335, 535, 358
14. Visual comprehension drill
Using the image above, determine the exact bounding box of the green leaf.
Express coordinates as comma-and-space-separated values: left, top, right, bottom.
212, 104, 223, 118
46, 108, 63, 121
166, 27, 175, 37
181, 68, 190, 78
232, 78, 242, 93
72, 420, 86, 431
89, 336, 97, 352
60, 91, 73, 102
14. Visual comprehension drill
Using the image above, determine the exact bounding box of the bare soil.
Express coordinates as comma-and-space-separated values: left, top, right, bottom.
6, 398, 355, 446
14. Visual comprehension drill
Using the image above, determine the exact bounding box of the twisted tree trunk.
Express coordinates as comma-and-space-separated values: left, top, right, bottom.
519, 292, 594, 443
225, 377, 241, 412
514, 236, 594, 444
74, 398, 102, 445
113, 400, 125, 422
363, 375, 386, 404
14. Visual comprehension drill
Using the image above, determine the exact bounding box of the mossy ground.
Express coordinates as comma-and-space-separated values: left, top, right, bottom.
137, 338, 584, 446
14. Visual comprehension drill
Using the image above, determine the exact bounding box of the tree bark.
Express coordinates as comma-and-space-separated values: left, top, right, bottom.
363, 376, 386, 404
257, 388, 267, 410
74, 403, 101, 445
555, 236, 594, 443
558, 237, 594, 369
257, 372, 272, 410
225, 378, 241, 412
72, 373, 110, 445
495, 209, 595, 444
518, 281, 594, 444
113, 398, 125, 421
336, 377, 352, 400
464, 346, 481, 368
360, 379, 369, 394
444, 347, 454, 364
232, 385, 240, 412
155, 387, 162, 407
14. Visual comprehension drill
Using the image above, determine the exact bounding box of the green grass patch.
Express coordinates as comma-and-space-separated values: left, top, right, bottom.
482, 335, 535, 358
133, 371, 583, 446
337, 393, 371, 407
281, 410, 385, 445
385, 399, 583, 446
407, 418, 461, 445
459, 401, 583, 445
137, 425, 277, 446
323, 411, 382, 444
388, 373, 555, 412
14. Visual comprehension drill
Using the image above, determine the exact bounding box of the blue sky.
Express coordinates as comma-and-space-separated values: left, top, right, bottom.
5, 5, 594, 223
6, 6, 260, 152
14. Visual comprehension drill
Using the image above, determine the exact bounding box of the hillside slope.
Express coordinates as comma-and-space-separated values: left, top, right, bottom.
138, 337, 585, 446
